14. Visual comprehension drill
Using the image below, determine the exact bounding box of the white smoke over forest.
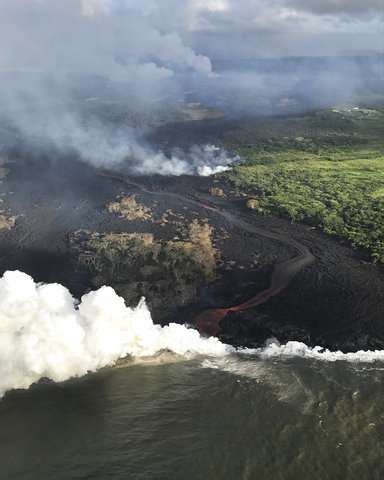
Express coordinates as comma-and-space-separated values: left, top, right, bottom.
0, 0, 239, 175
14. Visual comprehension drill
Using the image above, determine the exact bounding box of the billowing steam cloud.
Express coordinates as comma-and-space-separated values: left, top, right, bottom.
126, 144, 238, 176
3, 270, 384, 398
0, 270, 229, 398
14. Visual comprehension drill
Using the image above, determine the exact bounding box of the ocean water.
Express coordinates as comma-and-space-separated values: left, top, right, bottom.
1, 354, 384, 480
1, 271, 384, 479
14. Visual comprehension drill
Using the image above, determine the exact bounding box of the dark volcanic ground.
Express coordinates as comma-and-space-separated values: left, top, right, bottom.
0, 124, 384, 352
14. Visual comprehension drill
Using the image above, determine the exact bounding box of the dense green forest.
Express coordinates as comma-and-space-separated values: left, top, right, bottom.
225, 107, 384, 262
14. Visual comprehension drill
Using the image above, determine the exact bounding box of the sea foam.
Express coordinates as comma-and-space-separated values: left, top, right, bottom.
254, 339, 384, 363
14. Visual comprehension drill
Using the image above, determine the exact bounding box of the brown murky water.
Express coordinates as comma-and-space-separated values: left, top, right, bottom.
1, 355, 384, 479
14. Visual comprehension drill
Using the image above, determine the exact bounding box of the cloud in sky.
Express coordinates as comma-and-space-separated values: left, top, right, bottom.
283, 0, 384, 16
140, 0, 384, 57
2, 0, 378, 61
231, 5, 379, 57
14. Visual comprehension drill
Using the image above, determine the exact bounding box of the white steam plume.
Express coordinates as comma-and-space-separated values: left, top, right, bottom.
0, 271, 229, 398
5, 98, 238, 176
127, 144, 239, 176
4, 269, 383, 398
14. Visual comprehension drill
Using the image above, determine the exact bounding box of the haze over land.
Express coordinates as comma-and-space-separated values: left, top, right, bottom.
0, 0, 382, 172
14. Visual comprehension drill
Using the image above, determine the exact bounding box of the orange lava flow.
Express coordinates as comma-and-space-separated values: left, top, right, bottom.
96, 171, 314, 339
194, 308, 232, 337
194, 286, 285, 337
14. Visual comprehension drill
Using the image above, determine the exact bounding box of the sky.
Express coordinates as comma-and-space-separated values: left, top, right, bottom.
183, 0, 384, 58
79, 0, 384, 58
0, 0, 382, 77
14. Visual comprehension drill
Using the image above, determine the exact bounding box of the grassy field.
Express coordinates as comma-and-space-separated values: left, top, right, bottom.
224, 107, 384, 262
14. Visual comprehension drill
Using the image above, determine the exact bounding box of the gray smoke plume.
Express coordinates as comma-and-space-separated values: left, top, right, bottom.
0, 0, 383, 174
0, 0, 240, 175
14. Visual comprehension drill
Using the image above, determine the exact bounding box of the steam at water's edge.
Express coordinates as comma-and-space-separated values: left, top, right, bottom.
0, 271, 229, 398
2, 270, 384, 399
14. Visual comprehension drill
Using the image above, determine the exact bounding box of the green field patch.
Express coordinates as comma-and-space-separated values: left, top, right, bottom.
224, 108, 384, 262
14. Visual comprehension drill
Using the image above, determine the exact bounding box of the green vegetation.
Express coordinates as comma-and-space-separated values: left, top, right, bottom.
224, 107, 384, 262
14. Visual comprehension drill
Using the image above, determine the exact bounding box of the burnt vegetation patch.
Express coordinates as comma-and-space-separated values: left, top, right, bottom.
68, 220, 217, 319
